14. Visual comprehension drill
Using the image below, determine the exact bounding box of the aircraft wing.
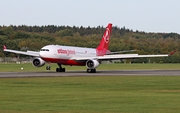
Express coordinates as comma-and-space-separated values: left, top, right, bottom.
74, 54, 169, 61
97, 54, 169, 60
3, 45, 39, 57
106, 50, 136, 55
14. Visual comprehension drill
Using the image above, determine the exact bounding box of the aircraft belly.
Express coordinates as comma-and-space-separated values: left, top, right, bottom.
41, 57, 86, 66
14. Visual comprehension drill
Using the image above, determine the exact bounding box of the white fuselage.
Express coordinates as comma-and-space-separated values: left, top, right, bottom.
39, 45, 97, 65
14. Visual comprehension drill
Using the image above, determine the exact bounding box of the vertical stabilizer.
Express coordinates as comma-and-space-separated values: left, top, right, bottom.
96, 23, 112, 56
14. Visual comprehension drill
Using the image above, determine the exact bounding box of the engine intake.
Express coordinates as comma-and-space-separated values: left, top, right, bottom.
32, 57, 45, 67
86, 59, 100, 69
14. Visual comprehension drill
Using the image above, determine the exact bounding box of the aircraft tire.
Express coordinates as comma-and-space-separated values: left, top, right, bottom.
87, 69, 96, 73
46, 66, 51, 70
56, 68, 61, 72
62, 68, 66, 72
56, 68, 59, 72
56, 68, 65, 72
91, 69, 96, 73
87, 69, 91, 73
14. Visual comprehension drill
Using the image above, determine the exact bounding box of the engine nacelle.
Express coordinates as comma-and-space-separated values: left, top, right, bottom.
86, 59, 100, 69
32, 57, 45, 67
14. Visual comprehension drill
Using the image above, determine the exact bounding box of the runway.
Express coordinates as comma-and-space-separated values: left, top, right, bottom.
0, 70, 180, 78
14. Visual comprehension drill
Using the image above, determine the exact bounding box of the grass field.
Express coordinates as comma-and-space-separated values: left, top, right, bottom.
0, 63, 180, 113
0, 76, 180, 113
1, 63, 180, 72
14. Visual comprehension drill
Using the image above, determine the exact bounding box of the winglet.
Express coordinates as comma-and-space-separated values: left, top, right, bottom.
169, 50, 177, 56
3, 45, 6, 50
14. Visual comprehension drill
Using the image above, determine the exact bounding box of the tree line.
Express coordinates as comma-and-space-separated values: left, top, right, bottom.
0, 25, 180, 63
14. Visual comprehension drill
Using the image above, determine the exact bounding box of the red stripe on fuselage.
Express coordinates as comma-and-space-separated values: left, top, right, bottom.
41, 57, 86, 66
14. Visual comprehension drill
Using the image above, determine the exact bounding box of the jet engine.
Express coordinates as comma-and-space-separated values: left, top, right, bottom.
86, 59, 100, 69
32, 57, 45, 67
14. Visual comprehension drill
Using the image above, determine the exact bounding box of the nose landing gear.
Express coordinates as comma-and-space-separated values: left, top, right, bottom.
46, 65, 51, 70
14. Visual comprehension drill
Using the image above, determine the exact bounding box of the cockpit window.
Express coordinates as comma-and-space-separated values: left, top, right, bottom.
40, 49, 49, 51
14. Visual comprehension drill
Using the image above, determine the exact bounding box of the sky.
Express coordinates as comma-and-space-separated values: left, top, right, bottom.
0, 0, 180, 34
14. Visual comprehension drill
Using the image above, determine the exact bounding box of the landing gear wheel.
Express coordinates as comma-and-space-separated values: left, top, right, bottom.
87, 69, 96, 73
46, 66, 51, 70
87, 69, 91, 73
56, 64, 66, 72
92, 69, 96, 73
62, 68, 65, 72
56, 68, 61, 72
56, 68, 66, 72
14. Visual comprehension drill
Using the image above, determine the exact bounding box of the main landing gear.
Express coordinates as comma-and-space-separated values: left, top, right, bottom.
46, 64, 65, 72
56, 63, 65, 72
46, 63, 96, 73
87, 69, 96, 73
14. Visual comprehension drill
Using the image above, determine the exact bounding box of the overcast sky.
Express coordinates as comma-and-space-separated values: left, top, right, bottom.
0, 0, 180, 33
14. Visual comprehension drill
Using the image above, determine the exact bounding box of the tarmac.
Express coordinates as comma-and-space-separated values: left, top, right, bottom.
0, 70, 180, 78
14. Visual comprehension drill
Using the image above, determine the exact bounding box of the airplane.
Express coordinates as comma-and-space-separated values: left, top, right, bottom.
3, 23, 174, 73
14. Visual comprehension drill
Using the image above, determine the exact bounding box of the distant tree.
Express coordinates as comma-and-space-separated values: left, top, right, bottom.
57, 29, 73, 37
13, 32, 31, 39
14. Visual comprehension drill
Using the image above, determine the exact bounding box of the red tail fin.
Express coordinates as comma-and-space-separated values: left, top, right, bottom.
96, 23, 112, 56
97, 23, 112, 50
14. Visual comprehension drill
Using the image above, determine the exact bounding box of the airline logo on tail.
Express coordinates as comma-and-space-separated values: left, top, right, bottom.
96, 23, 112, 56
96, 23, 112, 51
104, 28, 110, 43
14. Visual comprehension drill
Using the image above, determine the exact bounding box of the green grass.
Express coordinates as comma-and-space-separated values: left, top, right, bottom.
0, 76, 180, 113
1, 63, 180, 72
0, 63, 180, 112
